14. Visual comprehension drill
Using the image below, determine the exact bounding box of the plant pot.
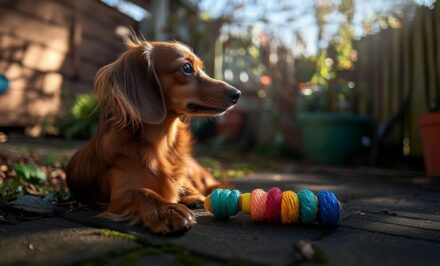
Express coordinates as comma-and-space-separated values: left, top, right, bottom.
298, 112, 372, 164
419, 113, 440, 177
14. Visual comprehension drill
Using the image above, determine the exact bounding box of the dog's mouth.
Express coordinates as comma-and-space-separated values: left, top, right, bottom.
186, 103, 228, 114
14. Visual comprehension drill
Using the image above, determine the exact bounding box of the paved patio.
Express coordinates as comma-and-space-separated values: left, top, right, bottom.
1, 167, 439, 266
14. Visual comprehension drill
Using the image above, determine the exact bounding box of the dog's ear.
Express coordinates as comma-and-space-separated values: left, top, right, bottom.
95, 45, 166, 127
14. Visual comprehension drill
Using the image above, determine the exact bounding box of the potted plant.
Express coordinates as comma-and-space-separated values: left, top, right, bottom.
296, 80, 371, 165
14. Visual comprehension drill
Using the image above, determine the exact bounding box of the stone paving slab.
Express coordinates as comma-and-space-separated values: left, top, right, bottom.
58, 172, 439, 265
1, 170, 440, 266
316, 227, 440, 266
62, 209, 327, 265
340, 214, 440, 242
0, 218, 140, 266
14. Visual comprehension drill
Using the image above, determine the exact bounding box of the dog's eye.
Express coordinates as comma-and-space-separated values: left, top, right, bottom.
181, 63, 194, 76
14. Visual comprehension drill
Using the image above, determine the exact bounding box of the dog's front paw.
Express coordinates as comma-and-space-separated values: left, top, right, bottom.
150, 203, 195, 235
180, 194, 206, 209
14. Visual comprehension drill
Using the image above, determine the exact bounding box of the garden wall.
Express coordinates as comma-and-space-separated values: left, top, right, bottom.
0, 0, 138, 126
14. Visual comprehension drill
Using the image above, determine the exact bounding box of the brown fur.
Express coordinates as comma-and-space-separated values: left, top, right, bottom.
65, 36, 240, 234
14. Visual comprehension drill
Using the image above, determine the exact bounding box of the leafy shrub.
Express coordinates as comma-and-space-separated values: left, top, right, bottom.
296, 82, 352, 113
0, 163, 71, 202
57, 93, 99, 139
0, 163, 47, 202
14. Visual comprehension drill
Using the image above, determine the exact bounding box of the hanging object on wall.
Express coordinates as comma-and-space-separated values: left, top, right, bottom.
0, 75, 9, 94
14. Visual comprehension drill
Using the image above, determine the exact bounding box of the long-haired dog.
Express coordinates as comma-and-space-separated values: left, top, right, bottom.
66, 36, 240, 234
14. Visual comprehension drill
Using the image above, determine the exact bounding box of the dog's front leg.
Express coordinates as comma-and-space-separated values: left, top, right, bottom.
98, 169, 195, 234
100, 188, 195, 234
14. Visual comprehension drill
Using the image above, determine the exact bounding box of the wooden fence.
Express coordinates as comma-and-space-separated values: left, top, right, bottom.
354, 3, 439, 157
0, 0, 138, 126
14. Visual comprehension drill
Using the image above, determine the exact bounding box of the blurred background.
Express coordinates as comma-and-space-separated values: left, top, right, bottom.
0, 0, 439, 181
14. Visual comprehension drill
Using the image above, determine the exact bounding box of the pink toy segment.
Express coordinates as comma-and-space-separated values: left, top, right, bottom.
266, 187, 282, 222
251, 189, 267, 222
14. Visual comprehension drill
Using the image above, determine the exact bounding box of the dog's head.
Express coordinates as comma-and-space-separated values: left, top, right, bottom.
95, 37, 241, 127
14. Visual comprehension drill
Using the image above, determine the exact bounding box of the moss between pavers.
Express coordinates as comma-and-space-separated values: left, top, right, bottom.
97, 229, 137, 241
82, 229, 251, 266
79, 244, 208, 266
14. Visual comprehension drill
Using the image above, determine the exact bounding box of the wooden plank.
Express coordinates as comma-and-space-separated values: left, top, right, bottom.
0, 62, 63, 126
0, 0, 128, 63
0, 62, 63, 95
0, 31, 118, 74
79, 13, 132, 51
61, 0, 138, 27
0, 7, 70, 53
381, 30, 390, 123
410, 9, 426, 156
371, 33, 382, 122
0, 30, 105, 83
0, 87, 29, 126
0, 0, 138, 126
0, 0, 137, 28
79, 36, 122, 66
0, 50, 96, 83
0, 0, 73, 27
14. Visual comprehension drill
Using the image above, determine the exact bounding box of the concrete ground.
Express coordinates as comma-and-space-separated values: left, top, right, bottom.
1, 167, 440, 266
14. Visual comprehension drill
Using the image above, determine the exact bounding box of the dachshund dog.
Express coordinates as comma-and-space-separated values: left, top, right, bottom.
65, 36, 240, 234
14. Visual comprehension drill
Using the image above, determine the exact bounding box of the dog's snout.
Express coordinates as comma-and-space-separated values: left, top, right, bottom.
226, 88, 241, 104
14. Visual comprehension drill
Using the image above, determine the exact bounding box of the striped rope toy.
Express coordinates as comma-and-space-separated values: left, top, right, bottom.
204, 187, 340, 226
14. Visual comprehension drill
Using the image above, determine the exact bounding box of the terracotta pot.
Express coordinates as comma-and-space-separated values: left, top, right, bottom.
419, 113, 440, 177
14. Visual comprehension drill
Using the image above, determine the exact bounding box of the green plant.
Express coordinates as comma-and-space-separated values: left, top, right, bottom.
296, 84, 328, 112
297, 80, 354, 114
57, 93, 99, 139
0, 178, 23, 202
0, 163, 47, 202
0, 163, 72, 202
11, 163, 47, 183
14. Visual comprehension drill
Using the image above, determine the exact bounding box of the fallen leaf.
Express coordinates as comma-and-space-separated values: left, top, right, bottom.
294, 240, 316, 260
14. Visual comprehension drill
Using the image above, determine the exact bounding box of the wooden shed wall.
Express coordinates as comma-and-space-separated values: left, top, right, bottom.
0, 0, 138, 126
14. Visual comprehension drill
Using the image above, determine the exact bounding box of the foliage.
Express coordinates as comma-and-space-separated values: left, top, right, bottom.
303, 0, 356, 114
297, 81, 353, 114
0, 163, 71, 203
296, 84, 328, 112
0, 163, 48, 202
0, 178, 23, 202
11, 163, 47, 184
335, 22, 355, 70
57, 93, 99, 139
311, 49, 336, 87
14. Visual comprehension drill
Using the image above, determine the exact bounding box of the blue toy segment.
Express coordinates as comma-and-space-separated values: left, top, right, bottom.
317, 191, 340, 226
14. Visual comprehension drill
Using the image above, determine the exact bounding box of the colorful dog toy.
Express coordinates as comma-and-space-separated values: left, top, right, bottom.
204, 187, 340, 226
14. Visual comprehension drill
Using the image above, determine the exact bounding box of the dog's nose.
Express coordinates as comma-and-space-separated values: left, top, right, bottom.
226, 88, 241, 104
